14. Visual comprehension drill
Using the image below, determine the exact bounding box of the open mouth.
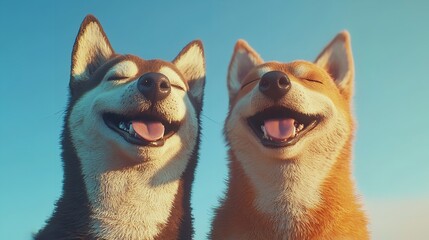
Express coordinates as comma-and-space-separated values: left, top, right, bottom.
247, 107, 320, 148
103, 112, 181, 147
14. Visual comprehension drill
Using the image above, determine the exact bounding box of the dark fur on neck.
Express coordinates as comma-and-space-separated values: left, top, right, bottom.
35, 98, 93, 239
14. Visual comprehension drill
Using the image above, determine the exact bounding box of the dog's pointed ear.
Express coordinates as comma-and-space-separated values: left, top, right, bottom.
173, 40, 206, 106
315, 31, 354, 99
70, 15, 114, 84
228, 40, 264, 100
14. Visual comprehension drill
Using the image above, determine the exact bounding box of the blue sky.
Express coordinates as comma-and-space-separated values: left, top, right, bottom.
1, 0, 428, 239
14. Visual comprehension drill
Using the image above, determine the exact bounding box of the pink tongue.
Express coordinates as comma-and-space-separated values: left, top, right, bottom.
264, 119, 295, 141
132, 121, 165, 142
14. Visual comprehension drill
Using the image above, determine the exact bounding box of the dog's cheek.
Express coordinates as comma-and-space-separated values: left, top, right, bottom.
71, 90, 104, 139
226, 104, 250, 151
183, 98, 199, 139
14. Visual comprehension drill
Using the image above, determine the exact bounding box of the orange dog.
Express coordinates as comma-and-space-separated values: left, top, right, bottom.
211, 32, 368, 239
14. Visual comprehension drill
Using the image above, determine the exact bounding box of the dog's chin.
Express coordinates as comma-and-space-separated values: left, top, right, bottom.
102, 112, 181, 148
246, 106, 321, 149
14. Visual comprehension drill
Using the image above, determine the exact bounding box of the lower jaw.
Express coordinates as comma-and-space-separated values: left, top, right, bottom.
260, 138, 300, 148
120, 133, 166, 147
257, 127, 316, 149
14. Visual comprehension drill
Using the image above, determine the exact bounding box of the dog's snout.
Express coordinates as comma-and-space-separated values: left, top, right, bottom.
259, 71, 291, 100
137, 72, 171, 101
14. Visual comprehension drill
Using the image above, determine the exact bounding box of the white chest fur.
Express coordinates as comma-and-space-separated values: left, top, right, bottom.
88, 167, 179, 240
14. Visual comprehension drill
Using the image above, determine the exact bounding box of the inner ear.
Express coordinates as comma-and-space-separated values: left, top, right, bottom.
315, 31, 354, 92
231, 50, 260, 84
173, 40, 206, 105
71, 15, 114, 83
228, 40, 263, 99
318, 45, 349, 83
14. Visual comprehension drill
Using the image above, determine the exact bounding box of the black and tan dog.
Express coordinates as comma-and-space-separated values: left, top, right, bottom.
36, 15, 205, 240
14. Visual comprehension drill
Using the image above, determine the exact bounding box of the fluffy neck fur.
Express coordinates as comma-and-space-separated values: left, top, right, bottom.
211, 137, 368, 240
35, 102, 200, 240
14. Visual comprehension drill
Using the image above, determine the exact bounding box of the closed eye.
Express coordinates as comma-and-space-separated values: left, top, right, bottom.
303, 78, 323, 84
240, 78, 261, 90
171, 84, 187, 91
107, 75, 130, 81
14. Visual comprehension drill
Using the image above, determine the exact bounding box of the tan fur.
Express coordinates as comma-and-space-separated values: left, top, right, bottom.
211, 32, 368, 239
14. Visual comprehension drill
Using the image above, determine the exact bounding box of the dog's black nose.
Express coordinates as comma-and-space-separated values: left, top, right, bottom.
137, 72, 171, 101
259, 71, 291, 100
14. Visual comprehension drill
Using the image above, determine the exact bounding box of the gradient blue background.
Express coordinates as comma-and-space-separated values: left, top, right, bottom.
1, 0, 428, 239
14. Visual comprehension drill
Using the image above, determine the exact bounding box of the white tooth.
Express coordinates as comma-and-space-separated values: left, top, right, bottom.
129, 124, 136, 135
298, 124, 304, 131
261, 125, 268, 139
119, 121, 127, 131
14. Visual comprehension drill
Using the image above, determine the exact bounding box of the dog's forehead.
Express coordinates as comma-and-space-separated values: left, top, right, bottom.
287, 61, 328, 79
231, 60, 333, 106
257, 61, 317, 77
240, 62, 282, 86
242, 61, 326, 86
107, 55, 185, 82
107, 60, 139, 77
